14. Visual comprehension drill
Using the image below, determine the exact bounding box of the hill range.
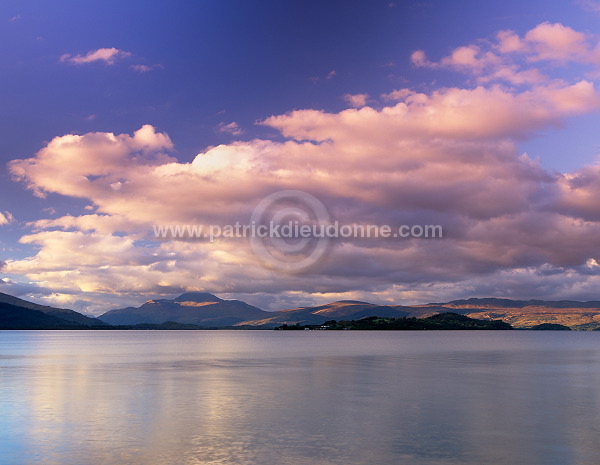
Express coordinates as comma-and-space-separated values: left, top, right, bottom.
3, 291, 600, 330
229, 297, 600, 330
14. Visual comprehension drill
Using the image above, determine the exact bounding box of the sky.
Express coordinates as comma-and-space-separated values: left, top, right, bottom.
4, 0, 600, 314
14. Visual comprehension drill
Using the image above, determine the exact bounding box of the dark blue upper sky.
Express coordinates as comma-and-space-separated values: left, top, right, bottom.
2, 0, 597, 170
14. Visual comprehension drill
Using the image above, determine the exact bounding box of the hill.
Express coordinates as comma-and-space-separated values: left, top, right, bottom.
0, 292, 106, 326
529, 323, 572, 330
0, 302, 91, 329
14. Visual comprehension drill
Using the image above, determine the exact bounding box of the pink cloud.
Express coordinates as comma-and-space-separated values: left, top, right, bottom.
344, 93, 369, 108
0, 211, 14, 225
60, 48, 131, 65
524, 22, 589, 62
267, 81, 600, 141
413, 22, 600, 84
217, 121, 244, 136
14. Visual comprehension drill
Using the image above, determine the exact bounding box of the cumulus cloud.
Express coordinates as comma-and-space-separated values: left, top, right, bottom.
8, 22, 600, 312
10, 124, 174, 199
60, 48, 131, 65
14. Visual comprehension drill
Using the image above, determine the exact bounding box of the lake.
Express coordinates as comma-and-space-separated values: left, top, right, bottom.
1, 330, 600, 465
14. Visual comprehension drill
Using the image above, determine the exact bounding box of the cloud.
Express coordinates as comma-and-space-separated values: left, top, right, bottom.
131, 64, 152, 72
60, 48, 131, 65
217, 122, 244, 136
310, 70, 337, 82
412, 22, 600, 84
0, 211, 14, 225
8, 22, 600, 312
578, 0, 600, 14
523, 22, 590, 63
9, 124, 174, 199
131, 64, 162, 73
272, 82, 600, 141
343, 94, 368, 108
410, 50, 431, 67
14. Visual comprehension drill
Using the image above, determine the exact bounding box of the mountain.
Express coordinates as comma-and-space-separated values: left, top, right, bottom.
7, 290, 600, 330
99, 293, 268, 326
0, 302, 90, 329
0, 292, 107, 326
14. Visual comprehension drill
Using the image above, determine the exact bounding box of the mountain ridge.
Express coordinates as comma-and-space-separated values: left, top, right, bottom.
99, 294, 600, 329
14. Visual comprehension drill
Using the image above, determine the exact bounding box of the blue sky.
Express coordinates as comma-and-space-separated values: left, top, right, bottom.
2, 0, 597, 169
3, 0, 600, 313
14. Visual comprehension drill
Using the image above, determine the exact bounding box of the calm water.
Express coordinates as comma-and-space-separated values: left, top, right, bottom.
1, 331, 600, 465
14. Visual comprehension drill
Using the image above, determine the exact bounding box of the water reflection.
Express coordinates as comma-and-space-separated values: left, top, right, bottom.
1, 331, 600, 464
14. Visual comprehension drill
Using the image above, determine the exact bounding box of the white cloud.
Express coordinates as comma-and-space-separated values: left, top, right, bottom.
60, 48, 131, 65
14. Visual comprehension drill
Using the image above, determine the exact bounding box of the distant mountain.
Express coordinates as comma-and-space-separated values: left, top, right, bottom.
0, 302, 89, 329
0, 292, 107, 326
238, 297, 600, 329
428, 297, 600, 310
99, 293, 268, 326
421, 298, 600, 329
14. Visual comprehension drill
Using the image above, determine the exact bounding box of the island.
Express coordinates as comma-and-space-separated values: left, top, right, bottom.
275, 312, 513, 330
